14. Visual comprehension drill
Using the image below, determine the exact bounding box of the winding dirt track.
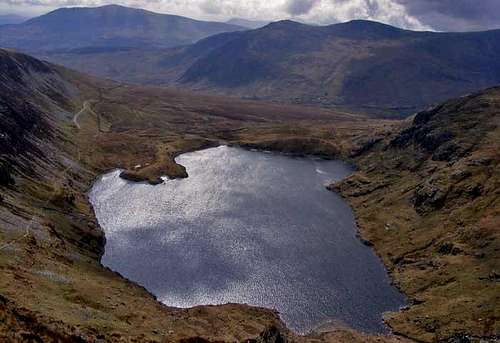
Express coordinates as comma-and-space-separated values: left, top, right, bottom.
72, 100, 93, 129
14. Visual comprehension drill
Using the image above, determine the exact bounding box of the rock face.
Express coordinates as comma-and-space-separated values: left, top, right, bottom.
239, 137, 340, 158
0, 50, 59, 167
248, 326, 286, 343
119, 170, 166, 185
412, 181, 448, 214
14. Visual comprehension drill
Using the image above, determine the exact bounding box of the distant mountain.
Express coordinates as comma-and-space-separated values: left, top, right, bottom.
0, 14, 28, 25
0, 4, 244, 51
178, 20, 500, 115
226, 18, 269, 29
38, 19, 500, 117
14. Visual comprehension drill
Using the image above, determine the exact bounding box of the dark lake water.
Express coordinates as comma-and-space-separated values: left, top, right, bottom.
89, 146, 404, 334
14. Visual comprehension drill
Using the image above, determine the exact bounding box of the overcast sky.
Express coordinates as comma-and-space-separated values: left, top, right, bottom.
1, 0, 499, 32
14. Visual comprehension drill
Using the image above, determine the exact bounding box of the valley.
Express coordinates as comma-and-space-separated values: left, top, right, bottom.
31, 18, 500, 117
0, 4, 499, 343
0, 47, 498, 343
0, 48, 403, 342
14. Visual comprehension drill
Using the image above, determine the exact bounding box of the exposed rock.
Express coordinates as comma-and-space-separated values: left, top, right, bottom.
432, 141, 466, 162
439, 334, 471, 343
419, 131, 454, 153
464, 183, 483, 198
437, 242, 462, 256
35, 270, 71, 284
413, 105, 444, 125
487, 270, 500, 282
411, 298, 426, 306
357, 234, 374, 247
412, 182, 448, 214
350, 137, 383, 158
119, 171, 164, 185
467, 157, 493, 166
240, 137, 340, 159
246, 326, 286, 343
450, 169, 472, 182
390, 122, 454, 155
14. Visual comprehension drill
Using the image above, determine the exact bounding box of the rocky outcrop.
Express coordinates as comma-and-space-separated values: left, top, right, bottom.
247, 326, 286, 343
239, 137, 340, 159
412, 181, 448, 214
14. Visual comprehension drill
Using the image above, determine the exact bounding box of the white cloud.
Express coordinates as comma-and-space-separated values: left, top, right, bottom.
294, 0, 431, 30
1, 0, 432, 30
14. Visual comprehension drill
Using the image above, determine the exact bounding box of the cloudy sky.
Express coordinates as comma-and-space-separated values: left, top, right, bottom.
1, 0, 499, 32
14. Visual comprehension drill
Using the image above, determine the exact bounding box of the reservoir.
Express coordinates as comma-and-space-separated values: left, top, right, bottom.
89, 146, 404, 334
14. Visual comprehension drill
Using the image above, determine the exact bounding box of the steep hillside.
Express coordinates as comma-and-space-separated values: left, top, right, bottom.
175, 20, 500, 116
40, 20, 500, 117
333, 87, 500, 341
0, 49, 405, 343
0, 5, 243, 51
0, 49, 80, 195
37, 31, 249, 86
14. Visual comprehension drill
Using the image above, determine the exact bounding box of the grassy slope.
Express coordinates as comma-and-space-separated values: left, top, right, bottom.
333, 88, 500, 342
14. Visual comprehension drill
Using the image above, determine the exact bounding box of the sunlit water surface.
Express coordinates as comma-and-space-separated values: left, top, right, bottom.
90, 146, 404, 334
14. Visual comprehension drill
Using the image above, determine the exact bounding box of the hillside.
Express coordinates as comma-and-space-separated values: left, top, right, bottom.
0, 49, 406, 342
0, 5, 243, 51
333, 87, 500, 341
40, 20, 500, 117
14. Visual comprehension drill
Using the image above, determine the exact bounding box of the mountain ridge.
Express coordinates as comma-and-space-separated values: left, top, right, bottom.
37, 18, 500, 117
0, 4, 244, 51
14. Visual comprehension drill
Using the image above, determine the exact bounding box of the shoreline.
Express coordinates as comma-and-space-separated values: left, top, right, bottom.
88, 143, 407, 339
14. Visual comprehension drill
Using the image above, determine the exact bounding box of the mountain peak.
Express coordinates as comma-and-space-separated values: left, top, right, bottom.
336, 19, 404, 31
2, 5, 243, 51
258, 20, 312, 34
28, 3, 155, 21
326, 19, 409, 39
264, 20, 305, 28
